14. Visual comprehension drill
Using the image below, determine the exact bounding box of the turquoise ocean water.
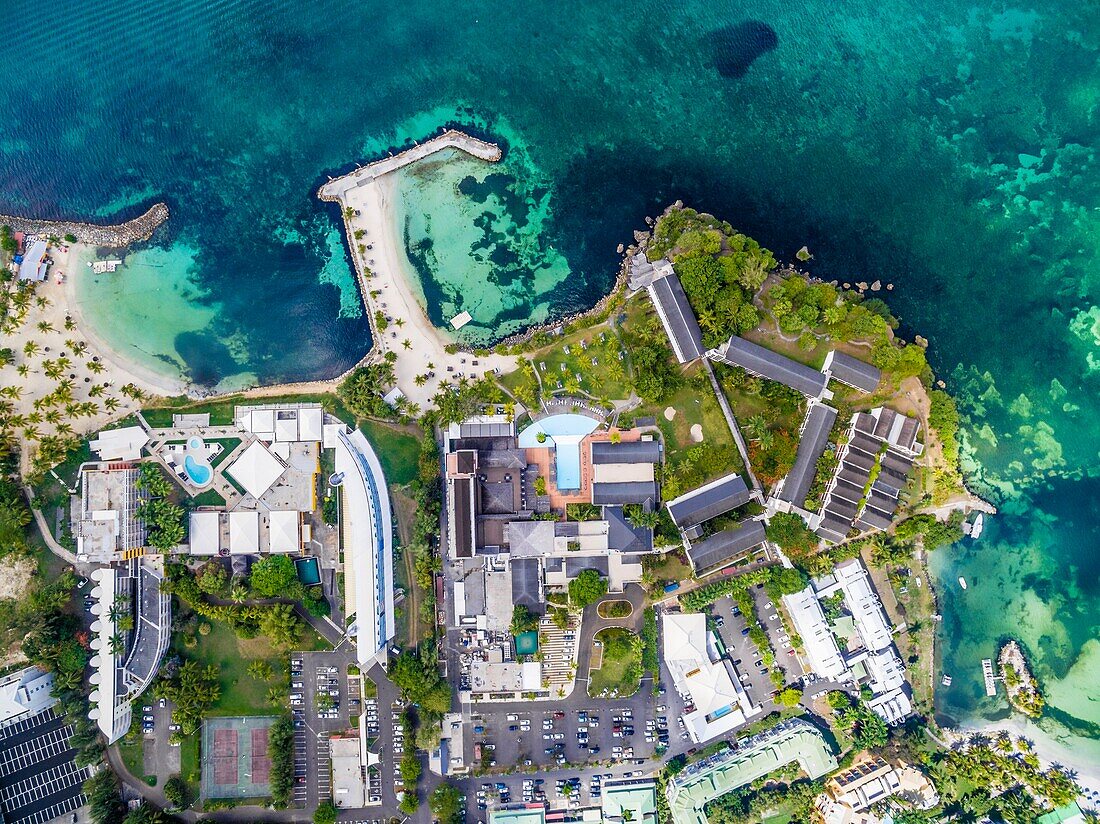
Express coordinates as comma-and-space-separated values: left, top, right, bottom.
0, 0, 1097, 761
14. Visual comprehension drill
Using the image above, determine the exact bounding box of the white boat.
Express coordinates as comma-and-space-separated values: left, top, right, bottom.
970, 513, 985, 540
958, 576, 968, 590
942, 674, 952, 686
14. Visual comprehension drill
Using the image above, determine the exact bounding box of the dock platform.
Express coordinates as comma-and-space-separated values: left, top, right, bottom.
982, 658, 997, 696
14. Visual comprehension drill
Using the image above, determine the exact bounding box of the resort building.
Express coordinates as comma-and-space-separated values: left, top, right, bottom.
73, 462, 148, 564
662, 613, 760, 743
489, 808, 546, 824
784, 559, 913, 725
15, 238, 49, 282
684, 518, 768, 576
89, 425, 150, 461
589, 439, 660, 506
824, 756, 938, 812
666, 719, 838, 824
812, 407, 921, 544
334, 426, 395, 669
430, 712, 468, 777
330, 735, 366, 808
822, 351, 883, 394
666, 473, 752, 535
636, 257, 705, 364
88, 557, 172, 744
775, 401, 838, 510
707, 336, 829, 398
0, 666, 54, 725
601, 779, 659, 823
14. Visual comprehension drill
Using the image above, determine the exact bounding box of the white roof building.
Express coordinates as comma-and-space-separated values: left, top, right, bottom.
834, 560, 893, 652
299, 407, 323, 442
269, 510, 301, 554
225, 440, 286, 499
330, 736, 366, 808
783, 587, 850, 681
89, 426, 150, 461
335, 427, 395, 669
228, 511, 259, 555
662, 613, 759, 743
0, 666, 54, 724
17, 239, 48, 282
189, 511, 221, 555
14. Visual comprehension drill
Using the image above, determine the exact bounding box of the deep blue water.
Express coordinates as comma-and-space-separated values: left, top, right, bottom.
1, 0, 1098, 752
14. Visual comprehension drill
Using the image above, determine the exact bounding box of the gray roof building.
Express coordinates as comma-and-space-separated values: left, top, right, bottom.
822, 351, 882, 394
686, 520, 767, 574
707, 336, 828, 398
591, 439, 662, 465
648, 271, 705, 363
604, 506, 654, 554
666, 473, 751, 530
592, 481, 659, 506
776, 404, 838, 507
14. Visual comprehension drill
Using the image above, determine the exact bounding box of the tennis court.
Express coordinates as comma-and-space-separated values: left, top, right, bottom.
200, 716, 277, 801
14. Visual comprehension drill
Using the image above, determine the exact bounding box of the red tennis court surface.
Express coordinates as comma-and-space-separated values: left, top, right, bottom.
212, 727, 239, 786
250, 728, 270, 784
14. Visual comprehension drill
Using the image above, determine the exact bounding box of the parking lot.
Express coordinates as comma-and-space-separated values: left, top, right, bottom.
468, 695, 666, 776
0, 708, 91, 824
710, 594, 782, 708
290, 650, 356, 810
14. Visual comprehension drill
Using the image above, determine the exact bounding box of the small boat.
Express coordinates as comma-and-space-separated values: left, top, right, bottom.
971, 513, 985, 540
942, 674, 952, 686
958, 576, 968, 590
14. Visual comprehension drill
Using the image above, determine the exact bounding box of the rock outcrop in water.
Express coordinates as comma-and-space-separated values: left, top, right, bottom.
999, 640, 1044, 718
0, 203, 169, 248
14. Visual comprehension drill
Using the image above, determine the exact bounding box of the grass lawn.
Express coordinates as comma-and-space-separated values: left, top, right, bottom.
117, 734, 153, 784
189, 489, 226, 507
208, 437, 241, 468
643, 551, 695, 590
358, 419, 422, 486
588, 627, 642, 699
179, 732, 200, 799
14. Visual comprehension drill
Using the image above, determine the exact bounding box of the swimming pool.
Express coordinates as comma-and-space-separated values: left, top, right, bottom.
184, 454, 213, 485
295, 557, 321, 586
518, 413, 601, 491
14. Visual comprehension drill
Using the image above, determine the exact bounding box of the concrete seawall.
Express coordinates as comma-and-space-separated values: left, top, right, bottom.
0, 203, 169, 248
318, 129, 502, 201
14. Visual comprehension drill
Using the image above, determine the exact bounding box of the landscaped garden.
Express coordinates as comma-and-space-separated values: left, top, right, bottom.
588, 627, 643, 698
596, 599, 633, 619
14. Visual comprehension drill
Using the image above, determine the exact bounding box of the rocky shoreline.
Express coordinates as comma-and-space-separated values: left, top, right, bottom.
0, 203, 169, 248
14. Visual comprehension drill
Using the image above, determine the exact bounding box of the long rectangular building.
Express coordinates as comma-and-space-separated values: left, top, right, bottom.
776, 403, 837, 508
648, 270, 705, 363
822, 350, 882, 393
686, 519, 766, 574
666, 473, 751, 530
707, 336, 828, 398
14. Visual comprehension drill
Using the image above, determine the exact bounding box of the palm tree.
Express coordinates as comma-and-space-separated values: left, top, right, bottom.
22, 425, 40, 441
36, 321, 54, 334
414, 374, 427, 387
402, 338, 412, 350
87, 359, 105, 374
744, 414, 768, 439
16, 364, 31, 378
44, 409, 61, 426
395, 317, 405, 328
35, 295, 49, 310
56, 422, 75, 436
108, 634, 125, 656
104, 397, 120, 412
0, 385, 21, 400
64, 316, 76, 332
22, 340, 40, 358
88, 383, 105, 398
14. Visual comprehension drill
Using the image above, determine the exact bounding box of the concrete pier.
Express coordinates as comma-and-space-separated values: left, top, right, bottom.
318, 129, 502, 200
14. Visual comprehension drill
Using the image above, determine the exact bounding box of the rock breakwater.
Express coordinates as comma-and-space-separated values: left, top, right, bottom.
0, 203, 169, 248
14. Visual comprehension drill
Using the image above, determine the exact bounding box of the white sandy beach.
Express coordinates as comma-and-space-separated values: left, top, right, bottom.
0, 242, 187, 470
337, 169, 517, 410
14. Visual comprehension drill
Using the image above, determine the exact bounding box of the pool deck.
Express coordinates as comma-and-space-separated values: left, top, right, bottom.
523, 428, 644, 510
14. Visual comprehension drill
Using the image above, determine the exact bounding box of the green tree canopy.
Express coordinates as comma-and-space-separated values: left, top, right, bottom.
568, 569, 609, 608
249, 555, 301, 598
430, 783, 464, 824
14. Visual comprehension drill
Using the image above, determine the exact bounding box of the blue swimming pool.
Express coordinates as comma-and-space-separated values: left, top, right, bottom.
184, 454, 212, 485
518, 414, 601, 491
